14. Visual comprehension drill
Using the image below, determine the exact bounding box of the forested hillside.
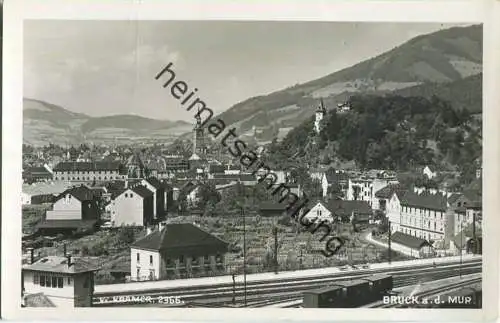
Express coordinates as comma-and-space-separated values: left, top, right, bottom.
264, 94, 481, 184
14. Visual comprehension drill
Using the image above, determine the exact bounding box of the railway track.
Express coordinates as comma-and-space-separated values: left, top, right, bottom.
93, 260, 481, 307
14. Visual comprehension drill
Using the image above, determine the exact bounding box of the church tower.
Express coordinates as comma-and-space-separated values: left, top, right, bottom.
192, 112, 205, 157
314, 98, 326, 134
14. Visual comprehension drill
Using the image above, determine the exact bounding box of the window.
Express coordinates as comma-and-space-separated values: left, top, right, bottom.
179, 255, 184, 264
125, 193, 128, 198
150, 255, 153, 265
67, 277, 71, 285
137, 253, 140, 262
46, 276, 52, 287
130, 193, 134, 198
33, 274, 39, 284
52, 277, 57, 287
40, 275, 46, 287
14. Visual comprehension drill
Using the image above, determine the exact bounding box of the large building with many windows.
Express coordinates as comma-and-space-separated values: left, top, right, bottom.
53, 161, 127, 182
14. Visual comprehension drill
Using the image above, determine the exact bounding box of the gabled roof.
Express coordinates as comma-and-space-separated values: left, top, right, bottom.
391, 231, 431, 249
23, 256, 100, 274
131, 185, 154, 198
375, 184, 406, 199
400, 191, 448, 211
53, 161, 122, 172
145, 177, 162, 189
55, 185, 95, 202
326, 200, 372, 216
131, 223, 228, 253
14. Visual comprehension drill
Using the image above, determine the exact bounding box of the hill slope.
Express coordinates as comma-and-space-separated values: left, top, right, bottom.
214, 24, 482, 142
23, 98, 191, 146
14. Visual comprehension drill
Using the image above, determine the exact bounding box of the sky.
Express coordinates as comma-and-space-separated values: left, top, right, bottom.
24, 20, 464, 121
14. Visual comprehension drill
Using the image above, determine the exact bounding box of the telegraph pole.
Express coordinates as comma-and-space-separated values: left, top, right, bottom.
273, 226, 278, 274
387, 220, 392, 264
460, 220, 463, 278
242, 206, 247, 306
231, 273, 236, 305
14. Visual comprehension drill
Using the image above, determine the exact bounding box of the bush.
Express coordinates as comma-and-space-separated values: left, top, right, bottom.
81, 245, 89, 256
117, 227, 136, 245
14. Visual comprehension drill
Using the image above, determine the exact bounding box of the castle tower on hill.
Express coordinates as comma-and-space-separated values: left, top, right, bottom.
314, 99, 326, 134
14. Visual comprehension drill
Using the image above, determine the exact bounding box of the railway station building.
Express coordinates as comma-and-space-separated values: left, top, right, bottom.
130, 223, 229, 281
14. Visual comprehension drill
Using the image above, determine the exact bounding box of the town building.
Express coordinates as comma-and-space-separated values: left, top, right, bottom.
22, 255, 99, 307
36, 186, 100, 235
22, 164, 53, 183
302, 200, 372, 224
112, 185, 154, 227
390, 231, 434, 258
52, 161, 126, 182
346, 173, 398, 209
130, 223, 228, 281
22, 181, 72, 205
131, 177, 166, 221
126, 153, 145, 179
387, 191, 448, 242
320, 168, 348, 198
373, 183, 405, 212
422, 165, 437, 179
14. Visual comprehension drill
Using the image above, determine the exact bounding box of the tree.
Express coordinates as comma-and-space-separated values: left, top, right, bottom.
117, 226, 136, 245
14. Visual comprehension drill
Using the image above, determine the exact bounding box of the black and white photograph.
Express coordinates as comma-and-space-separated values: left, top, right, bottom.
2, 0, 499, 321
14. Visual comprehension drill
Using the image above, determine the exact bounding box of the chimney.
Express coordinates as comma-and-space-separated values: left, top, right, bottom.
66, 255, 72, 267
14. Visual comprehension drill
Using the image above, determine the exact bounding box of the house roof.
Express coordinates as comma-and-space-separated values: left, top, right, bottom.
145, 177, 162, 189
259, 201, 287, 211
131, 185, 154, 198
391, 231, 431, 249
326, 200, 372, 216
375, 184, 406, 199
400, 191, 448, 211
53, 161, 122, 172
209, 164, 226, 174
55, 185, 95, 202
23, 256, 100, 274
23, 182, 72, 196
24, 166, 52, 177
239, 174, 256, 182
131, 223, 228, 253
448, 193, 462, 205
127, 153, 144, 167
24, 293, 56, 307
